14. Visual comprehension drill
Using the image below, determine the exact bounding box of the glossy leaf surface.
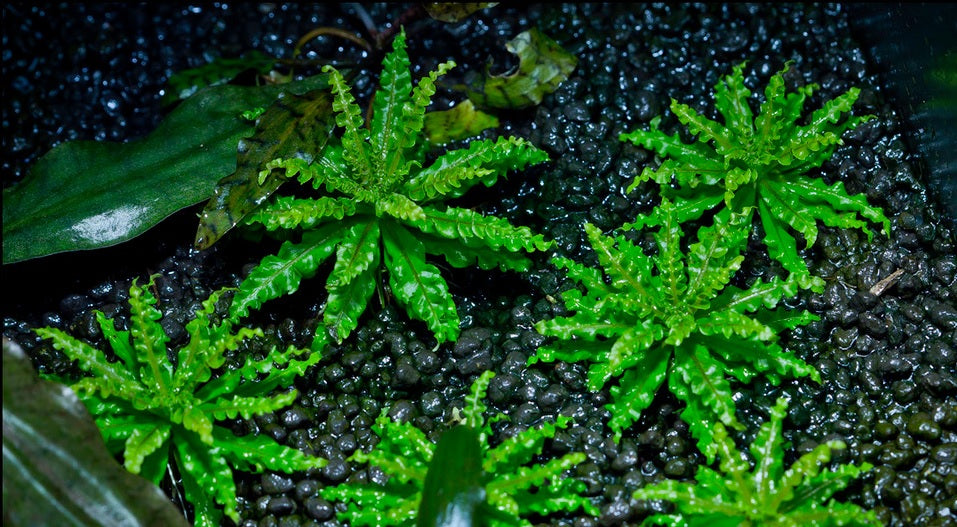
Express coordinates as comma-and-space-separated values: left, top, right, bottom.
2, 338, 189, 527
3, 74, 330, 264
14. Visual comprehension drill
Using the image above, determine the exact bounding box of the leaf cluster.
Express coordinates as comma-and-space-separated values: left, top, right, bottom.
320, 371, 599, 526
232, 28, 552, 348
633, 397, 879, 527
532, 201, 820, 455
620, 61, 889, 278
35, 275, 325, 527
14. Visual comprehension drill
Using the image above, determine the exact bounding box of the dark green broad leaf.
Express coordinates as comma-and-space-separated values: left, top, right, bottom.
2, 338, 190, 527
423, 100, 500, 144
422, 3, 498, 23
463, 27, 577, 109
163, 49, 278, 106
194, 87, 336, 250
2, 73, 330, 265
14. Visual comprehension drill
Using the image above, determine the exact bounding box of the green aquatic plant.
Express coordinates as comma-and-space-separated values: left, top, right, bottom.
320, 371, 598, 526
531, 201, 821, 454
35, 276, 324, 527
231, 28, 551, 348
633, 397, 879, 526
620, 61, 888, 278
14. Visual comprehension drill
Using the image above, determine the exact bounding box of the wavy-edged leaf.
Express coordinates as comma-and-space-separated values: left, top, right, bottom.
672, 100, 736, 155
671, 344, 742, 457
464, 27, 577, 109
174, 432, 239, 524
213, 423, 326, 475
371, 28, 414, 179
412, 205, 551, 254
781, 173, 890, 238
709, 334, 820, 385
405, 135, 548, 201
230, 222, 345, 319
684, 207, 750, 307
758, 197, 808, 276
122, 423, 171, 475
34, 327, 141, 400
584, 223, 660, 307
590, 320, 665, 389
485, 415, 572, 475
377, 192, 427, 222
488, 451, 585, 498
606, 347, 670, 441
421, 232, 531, 272
325, 254, 379, 344
462, 370, 495, 430
713, 61, 753, 136
127, 277, 173, 395
96, 311, 136, 373
382, 222, 459, 343
323, 63, 373, 180
633, 397, 877, 525
394, 53, 455, 181
245, 195, 359, 231
202, 390, 298, 424
751, 397, 788, 506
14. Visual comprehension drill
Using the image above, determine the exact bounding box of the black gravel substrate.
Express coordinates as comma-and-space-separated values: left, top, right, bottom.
4, 3, 956, 527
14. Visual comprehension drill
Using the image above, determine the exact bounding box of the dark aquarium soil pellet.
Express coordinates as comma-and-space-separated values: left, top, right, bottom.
3, 3, 955, 526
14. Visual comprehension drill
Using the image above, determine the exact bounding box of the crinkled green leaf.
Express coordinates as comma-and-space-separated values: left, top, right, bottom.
195, 84, 336, 248
382, 222, 459, 343
464, 27, 578, 109
3, 74, 330, 264
405, 136, 548, 201
534, 199, 818, 443
230, 222, 345, 320
324, 221, 381, 342
412, 205, 551, 253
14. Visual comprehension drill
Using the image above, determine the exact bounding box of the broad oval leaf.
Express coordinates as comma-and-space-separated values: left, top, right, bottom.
2, 74, 331, 264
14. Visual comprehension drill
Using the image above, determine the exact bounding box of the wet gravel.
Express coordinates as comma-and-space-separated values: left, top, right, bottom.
4, 3, 956, 527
